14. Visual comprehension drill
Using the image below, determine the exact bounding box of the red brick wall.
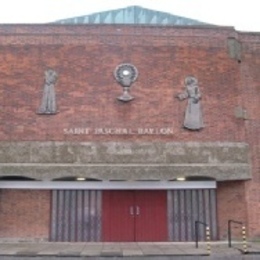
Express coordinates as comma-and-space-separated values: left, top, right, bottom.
0, 25, 246, 142
239, 34, 260, 239
217, 181, 247, 239
0, 190, 50, 241
0, 25, 259, 240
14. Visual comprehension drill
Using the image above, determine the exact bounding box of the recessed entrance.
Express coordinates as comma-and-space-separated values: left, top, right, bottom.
102, 190, 167, 242
50, 190, 102, 242
46, 180, 217, 242
168, 189, 218, 241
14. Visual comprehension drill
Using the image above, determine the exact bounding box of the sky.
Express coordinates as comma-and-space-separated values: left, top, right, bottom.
0, 0, 259, 32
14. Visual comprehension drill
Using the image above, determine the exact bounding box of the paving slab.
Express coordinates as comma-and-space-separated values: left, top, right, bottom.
122, 249, 143, 256
100, 250, 123, 256
0, 241, 257, 258
81, 244, 103, 256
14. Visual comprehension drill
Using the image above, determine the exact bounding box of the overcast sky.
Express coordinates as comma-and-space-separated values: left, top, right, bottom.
0, 0, 259, 32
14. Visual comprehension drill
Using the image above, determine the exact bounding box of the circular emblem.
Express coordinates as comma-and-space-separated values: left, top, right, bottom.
114, 63, 138, 102
114, 63, 138, 87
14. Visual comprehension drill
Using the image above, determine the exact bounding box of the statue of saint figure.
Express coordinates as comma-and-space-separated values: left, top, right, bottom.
176, 76, 204, 130
38, 69, 58, 114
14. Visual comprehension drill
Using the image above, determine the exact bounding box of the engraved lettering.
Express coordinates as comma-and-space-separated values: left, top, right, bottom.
63, 128, 90, 135
64, 127, 174, 135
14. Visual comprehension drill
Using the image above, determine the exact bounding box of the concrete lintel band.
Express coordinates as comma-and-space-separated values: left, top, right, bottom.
0, 181, 217, 190
0, 163, 250, 181
0, 141, 251, 181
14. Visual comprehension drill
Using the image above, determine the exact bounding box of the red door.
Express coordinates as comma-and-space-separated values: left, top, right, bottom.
102, 191, 135, 241
135, 191, 167, 241
102, 190, 167, 242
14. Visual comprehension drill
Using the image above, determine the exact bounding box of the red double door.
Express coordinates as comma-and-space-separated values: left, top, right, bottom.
102, 190, 167, 242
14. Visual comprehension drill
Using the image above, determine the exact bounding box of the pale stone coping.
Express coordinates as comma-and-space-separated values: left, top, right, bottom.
0, 163, 250, 166
0, 140, 249, 147
0, 141, 250, 164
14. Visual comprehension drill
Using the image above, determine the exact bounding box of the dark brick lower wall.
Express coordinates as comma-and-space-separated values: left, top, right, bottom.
217, 181, 247, 240
0, 190, 50, 241
0, 186, 249, 241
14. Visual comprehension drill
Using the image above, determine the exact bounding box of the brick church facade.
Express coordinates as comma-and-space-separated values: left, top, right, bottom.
0, 23, 259, 242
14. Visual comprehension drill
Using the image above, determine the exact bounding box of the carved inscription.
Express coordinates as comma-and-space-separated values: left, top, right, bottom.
63, 127, 174, 135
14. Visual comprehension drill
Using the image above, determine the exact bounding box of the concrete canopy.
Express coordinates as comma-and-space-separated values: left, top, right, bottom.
0, 141, 250, 182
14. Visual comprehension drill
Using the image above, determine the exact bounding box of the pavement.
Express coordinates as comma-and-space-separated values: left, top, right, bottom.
0, 241, 259, 259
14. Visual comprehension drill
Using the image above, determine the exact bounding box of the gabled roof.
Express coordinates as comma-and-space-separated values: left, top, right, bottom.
55, 5, 211, 26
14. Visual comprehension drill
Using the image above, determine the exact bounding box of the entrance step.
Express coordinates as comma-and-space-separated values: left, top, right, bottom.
0, 242, 211, 257
0, 241, 255, 258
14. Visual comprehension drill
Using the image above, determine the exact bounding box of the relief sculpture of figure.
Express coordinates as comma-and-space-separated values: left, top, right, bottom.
38, 69, 58, 114
176, 76, 204, 130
